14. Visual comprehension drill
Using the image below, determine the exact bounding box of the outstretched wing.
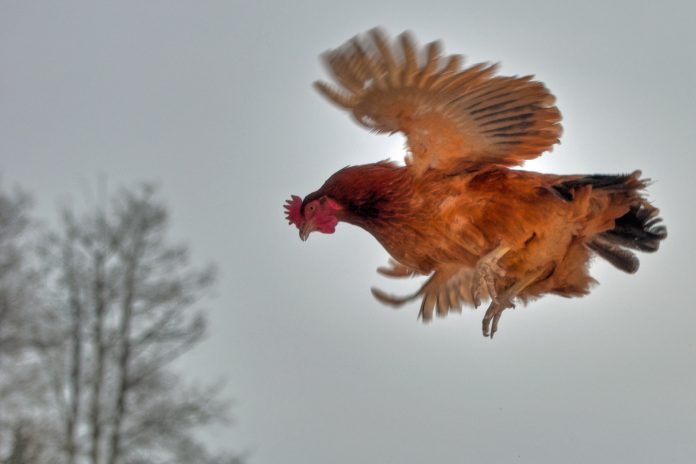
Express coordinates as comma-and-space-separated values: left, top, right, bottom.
314, 28, 562, 174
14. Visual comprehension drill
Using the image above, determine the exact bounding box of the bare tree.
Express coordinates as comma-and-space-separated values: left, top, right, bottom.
102, 186, 220, 464
20, 184, 238, 464
0, 185, 49, 463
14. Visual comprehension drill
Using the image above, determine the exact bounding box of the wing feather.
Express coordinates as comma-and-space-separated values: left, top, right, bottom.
314, 29, 562, 173
428, 54, 463, 89
416, 41, 442, 88
371, 264, 486, 323
313, 81, 358, 108
369, 28, 400, 87
399, 32, 419, 86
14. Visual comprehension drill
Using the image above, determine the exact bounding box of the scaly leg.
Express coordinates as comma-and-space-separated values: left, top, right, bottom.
482, 266, 548, 338
471, 244, 511, 308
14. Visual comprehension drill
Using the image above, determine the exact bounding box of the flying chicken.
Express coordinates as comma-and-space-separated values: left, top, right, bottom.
284, 29, 666, 337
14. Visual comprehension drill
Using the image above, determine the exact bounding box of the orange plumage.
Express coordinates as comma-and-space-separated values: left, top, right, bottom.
285, 29, 666, 337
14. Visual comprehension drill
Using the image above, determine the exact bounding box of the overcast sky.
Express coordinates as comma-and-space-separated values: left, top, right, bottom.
2, 1, 695, 463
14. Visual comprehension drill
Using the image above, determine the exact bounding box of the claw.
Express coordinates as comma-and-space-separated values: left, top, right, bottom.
481, 297, 514, 338
480, 265, 549, 338
491, 311, 503, 338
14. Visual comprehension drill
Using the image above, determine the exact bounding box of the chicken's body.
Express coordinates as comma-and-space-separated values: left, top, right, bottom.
285, 29, 666, 336
306, 160, 662, 334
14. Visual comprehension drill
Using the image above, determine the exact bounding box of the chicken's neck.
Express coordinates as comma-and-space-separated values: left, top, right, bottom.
316, 161, 414, 232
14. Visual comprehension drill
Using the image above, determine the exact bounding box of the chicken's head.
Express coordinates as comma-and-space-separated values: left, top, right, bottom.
284, 194, 342, 241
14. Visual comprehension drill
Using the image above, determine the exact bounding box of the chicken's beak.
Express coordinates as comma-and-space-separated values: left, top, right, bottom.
299, 223, 312, 241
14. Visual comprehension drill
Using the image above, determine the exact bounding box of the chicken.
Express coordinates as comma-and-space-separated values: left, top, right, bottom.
284, 29, 666, 337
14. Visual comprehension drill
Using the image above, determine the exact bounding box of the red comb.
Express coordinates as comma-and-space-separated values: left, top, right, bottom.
284, 195, 304, 228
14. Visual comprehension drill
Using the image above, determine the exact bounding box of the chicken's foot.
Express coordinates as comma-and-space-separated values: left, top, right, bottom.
482, 266, 547, 338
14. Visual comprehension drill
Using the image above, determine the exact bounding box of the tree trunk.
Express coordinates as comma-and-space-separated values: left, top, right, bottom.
6, 423, 38, 464
106, 245, 139, 464
89, 249, 107, 464
64, 239, 83, 464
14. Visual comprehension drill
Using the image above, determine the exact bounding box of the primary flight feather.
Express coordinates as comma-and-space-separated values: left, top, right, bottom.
285, 28, 666, 337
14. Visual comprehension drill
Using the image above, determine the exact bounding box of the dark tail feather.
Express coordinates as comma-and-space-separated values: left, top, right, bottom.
588, 236, 640, 274
557, 171, 667, 273
552, 171, 647, 201
591, 200, 666, 273
600, 204, 667, 252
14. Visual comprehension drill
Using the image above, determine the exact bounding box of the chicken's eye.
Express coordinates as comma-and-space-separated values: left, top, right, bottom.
306, 204, 316, 214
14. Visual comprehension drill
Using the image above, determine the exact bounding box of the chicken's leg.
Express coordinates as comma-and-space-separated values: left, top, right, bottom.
471, 244, 510, 308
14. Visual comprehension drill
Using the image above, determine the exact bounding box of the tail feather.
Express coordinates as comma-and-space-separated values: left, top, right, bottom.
588, 236, 640, 274
552, 171, 646, 201
600, 204, 667, 252
556, 172, 666, 273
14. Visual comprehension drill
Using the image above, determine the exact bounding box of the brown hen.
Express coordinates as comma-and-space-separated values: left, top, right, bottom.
285, 29, 666, 337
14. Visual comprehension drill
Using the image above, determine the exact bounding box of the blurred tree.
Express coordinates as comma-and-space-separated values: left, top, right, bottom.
0, 185, 34, 358
0, 185, 50, 463
1, 184, 240, 464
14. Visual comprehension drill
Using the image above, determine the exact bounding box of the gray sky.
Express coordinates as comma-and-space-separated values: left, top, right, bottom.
2, 1, 695, 462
